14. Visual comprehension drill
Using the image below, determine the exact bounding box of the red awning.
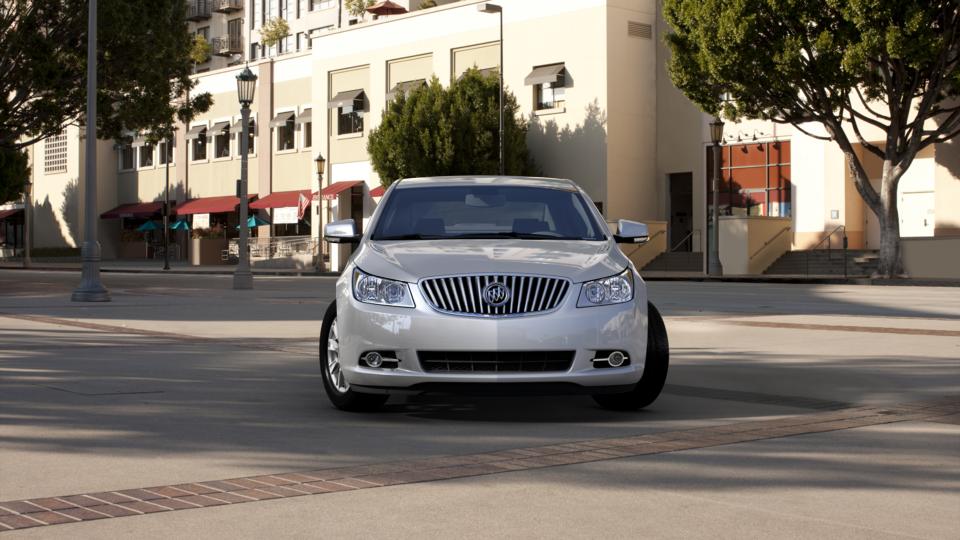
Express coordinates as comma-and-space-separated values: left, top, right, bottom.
316, 181, 364, 201
369, 186, 386, 198
176, 195, 256, 215
100, 202, 164, 219
367, 0, 407, 15
250, 190, 313, 209
0, 208, 23, 220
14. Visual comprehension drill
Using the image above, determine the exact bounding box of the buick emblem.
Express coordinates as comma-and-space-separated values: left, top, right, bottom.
482, 282, 511, 307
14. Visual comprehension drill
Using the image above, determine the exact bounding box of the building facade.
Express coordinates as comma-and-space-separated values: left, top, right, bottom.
8, 0, 960, 277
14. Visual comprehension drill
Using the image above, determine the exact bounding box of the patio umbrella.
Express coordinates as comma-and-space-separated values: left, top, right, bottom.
367, 0, 407, 15
136, 220, 161, 232
236, 215, 271, 229
170, 219, 190, 230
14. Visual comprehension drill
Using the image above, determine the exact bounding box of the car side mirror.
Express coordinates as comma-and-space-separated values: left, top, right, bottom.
614, 219, 649, 244
324, 219, 361, 244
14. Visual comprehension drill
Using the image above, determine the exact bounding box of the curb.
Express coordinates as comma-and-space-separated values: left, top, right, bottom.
0, 265, 340, 278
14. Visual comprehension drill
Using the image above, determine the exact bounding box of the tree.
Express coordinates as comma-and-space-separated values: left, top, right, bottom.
189, 34, 213, 65
663, 0, 960, 277
259, 16, 290, 50
345, 0, 375, 20
368, 69, 535, 185
0, 0, 211, 201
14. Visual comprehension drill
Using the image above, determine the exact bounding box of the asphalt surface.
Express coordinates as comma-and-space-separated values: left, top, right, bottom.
0, 270, 957, 538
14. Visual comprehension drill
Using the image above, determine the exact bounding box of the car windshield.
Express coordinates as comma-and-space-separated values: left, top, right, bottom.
372, 185, 607, 241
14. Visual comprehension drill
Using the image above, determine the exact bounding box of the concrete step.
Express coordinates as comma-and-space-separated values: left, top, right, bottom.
765, 249, 880, 276
643, 251, 704, 272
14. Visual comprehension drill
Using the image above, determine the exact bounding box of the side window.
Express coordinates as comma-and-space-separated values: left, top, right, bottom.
277, 116, 296, 150
138, 144, 154, 168
338, 105, 363, 135
192, 129, 208, 161
119, 144, 134, 171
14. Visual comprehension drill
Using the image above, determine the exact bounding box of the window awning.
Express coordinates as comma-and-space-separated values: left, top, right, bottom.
328, 89, 365, 109
0, 208, 23, 220
385, 80, 426, 101
232, 118, 256, 131
250, 189, 313, 209
295, 109, 312, 124
185, 125, 207, 140
210, 121, 230, 133
131, 135, 148, 147
100, 201, 165, 219
524, 64, 565, 86
270, 111, 295, 128
369, 185, 386, 198
176, 195, 257, 215
316, 180, 364, 200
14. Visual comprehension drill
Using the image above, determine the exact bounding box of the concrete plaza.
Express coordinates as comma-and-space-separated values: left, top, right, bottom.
0, 270, 957, 538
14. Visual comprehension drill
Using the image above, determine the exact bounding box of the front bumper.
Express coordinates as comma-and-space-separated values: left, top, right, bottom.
334, 275, 649, 392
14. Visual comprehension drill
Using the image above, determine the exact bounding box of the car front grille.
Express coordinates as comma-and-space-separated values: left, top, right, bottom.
419, 274, 570, 316
418, 351, 576, 373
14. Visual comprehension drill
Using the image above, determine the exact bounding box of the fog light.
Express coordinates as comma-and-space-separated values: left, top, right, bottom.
607, 351, 626, 368
364, 352, 383, 368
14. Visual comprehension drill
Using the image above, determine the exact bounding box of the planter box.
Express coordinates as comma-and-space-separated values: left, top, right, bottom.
118, 241, 148, 259
190, 238, 228, 266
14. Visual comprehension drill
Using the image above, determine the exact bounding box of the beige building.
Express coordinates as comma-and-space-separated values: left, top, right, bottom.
7, 0, 960, 278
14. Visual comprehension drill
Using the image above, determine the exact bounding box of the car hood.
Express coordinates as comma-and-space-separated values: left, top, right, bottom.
352, 239, 630, 283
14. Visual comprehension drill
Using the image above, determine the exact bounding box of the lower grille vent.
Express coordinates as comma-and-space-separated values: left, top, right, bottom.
418, 351, 575, 373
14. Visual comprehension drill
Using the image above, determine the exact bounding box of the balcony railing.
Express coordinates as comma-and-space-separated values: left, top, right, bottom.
213, 0, 243, 13
187, 0, 212, 21
212, 35, 243, 56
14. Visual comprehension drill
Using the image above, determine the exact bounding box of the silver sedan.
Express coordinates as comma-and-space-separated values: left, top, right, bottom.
320, 176, 668, 411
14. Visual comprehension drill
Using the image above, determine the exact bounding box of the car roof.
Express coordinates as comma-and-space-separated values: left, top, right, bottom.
394, 176, 579, 191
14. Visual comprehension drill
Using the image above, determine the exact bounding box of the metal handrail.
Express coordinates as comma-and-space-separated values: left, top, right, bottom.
749, 226, 791, 260
806, 225, 847, 277
669, 229, 701, 253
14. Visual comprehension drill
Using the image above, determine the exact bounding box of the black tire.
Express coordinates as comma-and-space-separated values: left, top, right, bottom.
593, 301, 669, 411
319, 302, 388, 412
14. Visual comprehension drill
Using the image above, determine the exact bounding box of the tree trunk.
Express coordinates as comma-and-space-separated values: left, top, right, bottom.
876, 163, 904, 278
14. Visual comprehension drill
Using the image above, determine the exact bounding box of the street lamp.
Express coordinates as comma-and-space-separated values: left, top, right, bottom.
234, 65, 257, 290
22, 180, 31, 269
708, 117, 725, 277
314, 151, 325, 272
72, 0, 110, 302
478, 2, 504, 176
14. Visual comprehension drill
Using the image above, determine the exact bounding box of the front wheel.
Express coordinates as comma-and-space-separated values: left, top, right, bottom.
319, 302, 388, 412
593, 301, 669, 411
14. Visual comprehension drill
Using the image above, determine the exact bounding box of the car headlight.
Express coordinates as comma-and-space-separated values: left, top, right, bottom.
353, 268, 415, 308
577, 268, 634, 307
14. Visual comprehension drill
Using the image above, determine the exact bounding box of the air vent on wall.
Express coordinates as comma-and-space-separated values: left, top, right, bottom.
628, 21, 653, 39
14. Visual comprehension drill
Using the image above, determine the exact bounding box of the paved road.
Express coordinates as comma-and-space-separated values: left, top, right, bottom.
0, 270, 957, 538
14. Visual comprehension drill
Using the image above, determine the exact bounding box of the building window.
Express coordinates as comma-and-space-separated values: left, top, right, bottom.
536, 81, 565, 110
192, 128, 208, 161
708, 140, 792, 218
44, 131, 68, 174
311, 0, 335, 10
247, 121, 256, 154
119, 144, 134, 171
296, 32, 302, 51
158, 139, 174, 165
139, 144, 154, 168
215, 127, 231, 158
303, 122, 312, 148
277, 116, 296, 150
196, 26, 210, 40
250, 43, 259, 60
338, 105, 363, 135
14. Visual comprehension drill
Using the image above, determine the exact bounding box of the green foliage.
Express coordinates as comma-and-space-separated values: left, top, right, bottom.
419, 0, 438, 8
345, 0, 375, 18
0, 147, 30, 204
367, 69, 535, 185
0, 0, 211, 196
190, 34, 212, 65
663, 0, 960, 276
260, 16, 290, 49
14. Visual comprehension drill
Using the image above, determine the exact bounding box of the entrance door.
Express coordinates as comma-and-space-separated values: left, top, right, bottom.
899, 191, 935, 237
669, 173, 693, 251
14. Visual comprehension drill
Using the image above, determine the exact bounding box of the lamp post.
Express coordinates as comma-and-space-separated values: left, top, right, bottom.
22, 180, 31, 269
314, 151, 325, 272
478, 2, 504, 176
234, 66, 257, 290
163, 134, 171, 271
72, 0, 110, 302
708, 118, 725, 277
